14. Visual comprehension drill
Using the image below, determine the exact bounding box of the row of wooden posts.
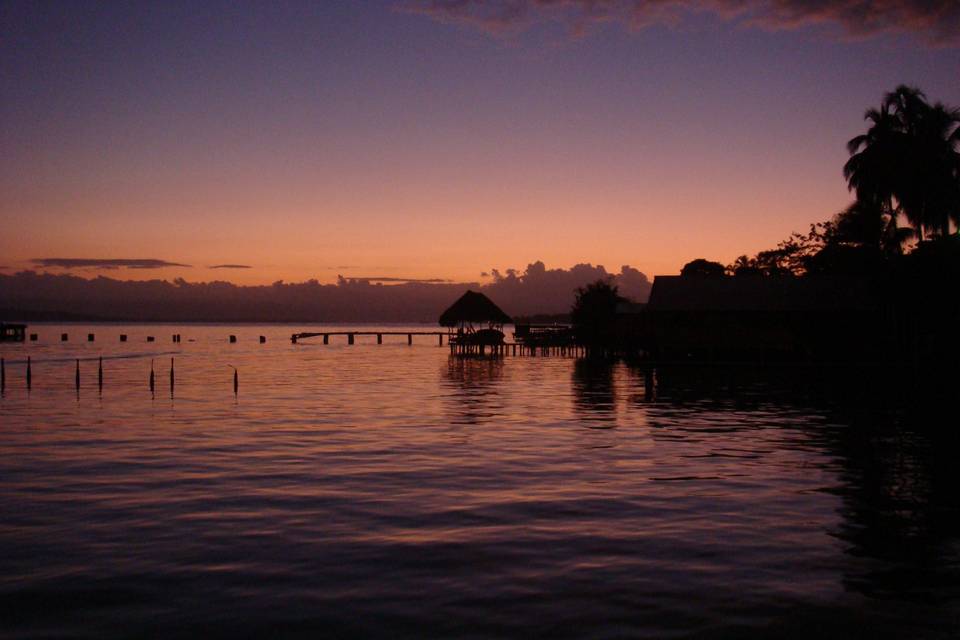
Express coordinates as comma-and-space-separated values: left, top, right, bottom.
0, 357, 238, 396
450, 343, 587, 357
21, 333, 266, 343
290, 332, 586, 357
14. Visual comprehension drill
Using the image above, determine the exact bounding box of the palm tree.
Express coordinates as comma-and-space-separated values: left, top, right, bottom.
832, 200, 912, 256
844, 86, 960, 243
909, 101, 960, 236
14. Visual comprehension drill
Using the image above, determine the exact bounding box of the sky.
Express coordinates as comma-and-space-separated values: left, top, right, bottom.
2, 0, 959, 285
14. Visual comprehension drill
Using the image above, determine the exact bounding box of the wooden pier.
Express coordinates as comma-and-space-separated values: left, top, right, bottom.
291, 331, 446, 345
290, 330, 586, 357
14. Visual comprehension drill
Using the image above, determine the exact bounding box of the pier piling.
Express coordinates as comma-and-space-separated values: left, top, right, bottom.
61, 333, 68, 342
26, 356, 31, 390
229, 335, 237, 343
348, 333, 354, 345
98, 357, 103, 393
149, 361, 155, 393
1, 357, 5, 393
88, 334, 95, 342
259, 336, 266, 344
120, 334, 127, 342
233, 369, 238, 395
377, 334, 382, 344
170, 358, 174, 395
75, 359, 80, 391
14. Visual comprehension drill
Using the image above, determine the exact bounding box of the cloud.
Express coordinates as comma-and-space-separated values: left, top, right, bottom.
406, 0, 960, 44
340, 276, 455, 283
483, 260, 652, 313
209, 264, 252, 269
32, 258, 191, 269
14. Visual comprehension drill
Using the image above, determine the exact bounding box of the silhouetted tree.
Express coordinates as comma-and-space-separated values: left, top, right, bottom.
830, 200, 912, 256
681, 259, 726, 277
845, 86, 960, 242
570, 279, 624, 349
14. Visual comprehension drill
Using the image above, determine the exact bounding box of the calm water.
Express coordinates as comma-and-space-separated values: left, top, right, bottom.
1, 324, 958, 638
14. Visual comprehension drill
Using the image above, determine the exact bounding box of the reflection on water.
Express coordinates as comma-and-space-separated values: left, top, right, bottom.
572, 358, 616, 426
1, 325, 959, 638
443, 356, 505, 426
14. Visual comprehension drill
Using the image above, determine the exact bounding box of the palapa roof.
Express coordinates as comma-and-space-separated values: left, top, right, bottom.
439, 290, 512, 326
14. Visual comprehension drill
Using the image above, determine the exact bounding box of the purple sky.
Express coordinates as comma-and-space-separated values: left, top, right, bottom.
2, 1, 958, 284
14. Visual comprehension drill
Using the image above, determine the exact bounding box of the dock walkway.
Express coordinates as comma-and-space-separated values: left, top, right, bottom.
291, 331, 445, 345
290, 330, 585, 356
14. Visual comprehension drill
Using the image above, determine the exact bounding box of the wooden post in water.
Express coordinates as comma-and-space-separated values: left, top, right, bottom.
233, 368, 238, 396
98, 356, 103, 393
407, 333, 413, 346
229, 335, 237, 343
120, 334, 127, 342
26, 356, 31, 390
170, 358, 174, 395
377, 334, 382, 344
1, 357, 5, 394
323, 334, 329, 345
29, 333, 38, 341
149, 360, 155, 393
61, 333, 68, 342
438, 334, 443, 346
75, 359, 80, 391
259, 336, 266, 344
88, 334, 95, 342
147, 336, 155, 342
348, 333, 354, 345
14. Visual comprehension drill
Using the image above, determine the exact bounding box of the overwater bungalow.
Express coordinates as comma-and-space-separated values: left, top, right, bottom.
0, 322, 27, 342
641, 275, 880, 362
439, 291, 511, 352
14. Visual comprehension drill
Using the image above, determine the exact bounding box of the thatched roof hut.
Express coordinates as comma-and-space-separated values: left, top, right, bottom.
439, 291, 511, 327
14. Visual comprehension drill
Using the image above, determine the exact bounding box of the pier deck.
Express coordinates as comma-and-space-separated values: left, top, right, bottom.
291, 331, 447, 345
290, 330, 586, 356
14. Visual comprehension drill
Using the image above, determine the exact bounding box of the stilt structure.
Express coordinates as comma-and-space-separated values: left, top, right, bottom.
439, 290, 512, 356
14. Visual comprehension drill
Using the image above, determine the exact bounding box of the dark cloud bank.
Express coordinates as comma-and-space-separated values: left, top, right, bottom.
408, 0, 960, 43
0, 261, 651, 322
32, 258, 190, 269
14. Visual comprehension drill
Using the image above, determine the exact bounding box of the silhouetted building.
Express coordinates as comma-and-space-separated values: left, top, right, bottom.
439, 290, 511, 348
643, 275, 880, 361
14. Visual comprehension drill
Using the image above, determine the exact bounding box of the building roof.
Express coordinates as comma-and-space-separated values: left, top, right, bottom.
439, 291, 512, 326
647, 275, 878, 312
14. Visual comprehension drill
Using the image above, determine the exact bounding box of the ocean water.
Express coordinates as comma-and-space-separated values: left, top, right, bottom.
1, 324, 958, 638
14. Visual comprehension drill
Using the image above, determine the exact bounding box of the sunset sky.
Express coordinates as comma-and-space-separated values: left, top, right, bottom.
2, 1, 959, 285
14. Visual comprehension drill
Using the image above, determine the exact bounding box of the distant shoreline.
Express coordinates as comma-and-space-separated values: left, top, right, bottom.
2, 317, 456, 327
0, 310, 443, 325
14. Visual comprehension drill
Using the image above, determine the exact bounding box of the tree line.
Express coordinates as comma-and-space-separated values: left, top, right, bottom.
682, 86, 959, 279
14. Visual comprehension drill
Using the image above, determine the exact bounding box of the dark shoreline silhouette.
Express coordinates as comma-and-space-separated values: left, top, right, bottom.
0, 262, 650, 324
